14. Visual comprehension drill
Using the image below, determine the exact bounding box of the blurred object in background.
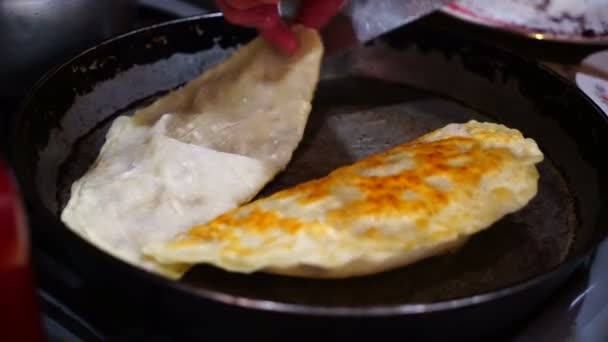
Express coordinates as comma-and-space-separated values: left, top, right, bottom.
579, 49, 608, 80
443, 0, 608, 44
0, 0, 136, 96
0, 159, 43, 342
576, 50, 608, 114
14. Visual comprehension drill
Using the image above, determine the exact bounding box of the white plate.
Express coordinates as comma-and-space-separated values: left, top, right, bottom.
577, 73, 608, 113
443, 0, 608, 45
576, 50, 608, 114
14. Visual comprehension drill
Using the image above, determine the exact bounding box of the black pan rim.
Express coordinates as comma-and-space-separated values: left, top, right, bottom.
10, 13, 608, 317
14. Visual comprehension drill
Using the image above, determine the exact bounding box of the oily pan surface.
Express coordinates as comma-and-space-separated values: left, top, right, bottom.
56, 76, 576, 306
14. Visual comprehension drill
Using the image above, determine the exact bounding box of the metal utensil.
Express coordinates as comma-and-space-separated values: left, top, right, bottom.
280, 0, 452, 56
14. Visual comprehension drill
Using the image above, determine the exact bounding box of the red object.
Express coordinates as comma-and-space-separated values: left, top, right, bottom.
217, 0, 345, 55
0, 159, 44, 342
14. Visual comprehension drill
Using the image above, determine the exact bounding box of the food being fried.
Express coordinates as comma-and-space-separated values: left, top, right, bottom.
145, 121, 544, 279
61, 27, 324, 278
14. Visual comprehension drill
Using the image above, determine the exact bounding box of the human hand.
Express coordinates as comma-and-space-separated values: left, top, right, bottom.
217, 0, 345, 55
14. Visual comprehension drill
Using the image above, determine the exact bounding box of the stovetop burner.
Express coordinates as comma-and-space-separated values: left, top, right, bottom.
3, 1, 607, 341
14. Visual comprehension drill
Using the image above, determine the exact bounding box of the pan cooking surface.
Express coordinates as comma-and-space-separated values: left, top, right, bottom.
55, 75, 576, 306
17, 16, 608, 316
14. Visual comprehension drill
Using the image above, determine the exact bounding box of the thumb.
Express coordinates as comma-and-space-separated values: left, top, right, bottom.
259, 20, 299, 55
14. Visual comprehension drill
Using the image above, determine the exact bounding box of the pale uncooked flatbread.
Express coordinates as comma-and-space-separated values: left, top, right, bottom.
145, 121, 544, 279
61, 27, 324, 278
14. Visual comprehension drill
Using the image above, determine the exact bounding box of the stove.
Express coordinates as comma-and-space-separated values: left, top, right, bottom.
2, 1, 607, 341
